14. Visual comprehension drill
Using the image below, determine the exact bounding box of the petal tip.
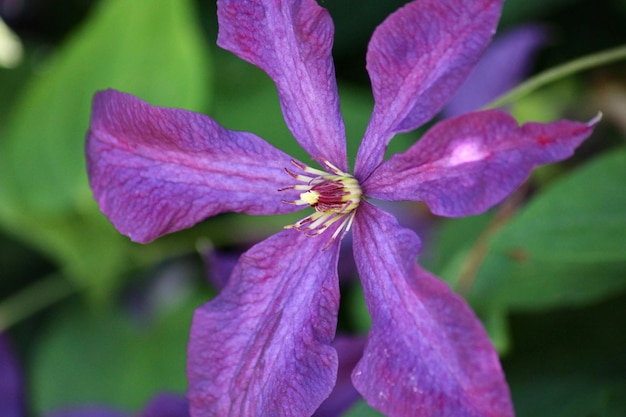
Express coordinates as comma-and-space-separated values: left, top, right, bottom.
588, 111, 603, 126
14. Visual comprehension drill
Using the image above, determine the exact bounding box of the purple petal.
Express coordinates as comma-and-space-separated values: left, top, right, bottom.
443, 25, 548, 117
217, 0, 348, 170
351, 202, 513, 417
139, 393, 189, 417
0, 335, 24, 417
313, 336, 366, 417
355, 0, 503, 178
187, 229, 341, 417
363, 110, 597, 217
86, 89, 302, 243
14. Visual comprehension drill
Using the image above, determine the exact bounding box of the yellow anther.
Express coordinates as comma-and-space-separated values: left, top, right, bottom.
300, 190, 321, 206
280, 158, 362, 243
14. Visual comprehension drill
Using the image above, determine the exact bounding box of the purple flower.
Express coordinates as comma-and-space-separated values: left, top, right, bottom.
0, 334, 24, 417
312, 336, 366, 417
442, 24, 548, 117
44, 394, 188, 417
86, 0, 597, 416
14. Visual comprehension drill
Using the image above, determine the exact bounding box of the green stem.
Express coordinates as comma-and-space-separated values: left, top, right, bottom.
485, 44, 626, 109
0, 273, 76, 331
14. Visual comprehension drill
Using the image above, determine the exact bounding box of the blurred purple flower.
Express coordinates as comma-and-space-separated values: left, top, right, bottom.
135, 394, 189, 417
47, 409, 127, 417
86, 0, 597, 416
200, 244, 242, 293
47, 394, 188, 417
443, 25, 548, 116
1, 334, 187, 417
313, 336, 366, 417
0, 335, 24, 417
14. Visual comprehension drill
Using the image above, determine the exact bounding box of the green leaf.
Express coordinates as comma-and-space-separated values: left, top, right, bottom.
480, 306, 511, 355
509, 79, 580, 124
423, 213, 492, 278
342, 400, 386, 417
0, 0, 211, 296
0, 0, 210, 214
0, 205, 130, 299
500, 0, 583, 26
339, 84, 375, 164
210, 49, 306, 162
511, 363, 626, 417
504, 294, 626, 417
210, 48, 375, 167
345, 282, 371, 334
469, 148, 626, 311
31, 291, 206, 414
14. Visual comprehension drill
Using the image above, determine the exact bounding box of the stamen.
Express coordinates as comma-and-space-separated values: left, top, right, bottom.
279, 158, 362, 244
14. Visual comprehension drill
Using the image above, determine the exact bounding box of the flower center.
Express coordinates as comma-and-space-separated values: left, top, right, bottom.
280, 158, 362, 242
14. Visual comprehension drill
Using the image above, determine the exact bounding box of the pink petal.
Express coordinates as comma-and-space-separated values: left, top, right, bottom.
187, 229, 341, 417
217, 0, 348, 170
363, 110, 597, 217
355, 0, 503, 178
86, 89, 301, 243
351, 202, 513, 417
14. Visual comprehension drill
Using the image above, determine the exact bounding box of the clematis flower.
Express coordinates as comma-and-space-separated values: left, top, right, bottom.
86, 0, 597, 415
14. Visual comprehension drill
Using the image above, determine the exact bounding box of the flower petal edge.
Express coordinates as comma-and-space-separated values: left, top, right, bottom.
351, 202, 514, 417
355, 0, 504, 178
86, 89, 302, 243
217, 0, 348, 170
363, 110, 598, 217
187, 229, 341, 417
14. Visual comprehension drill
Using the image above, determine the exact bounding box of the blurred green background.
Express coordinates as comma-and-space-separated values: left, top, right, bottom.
0, 0, 625, 416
